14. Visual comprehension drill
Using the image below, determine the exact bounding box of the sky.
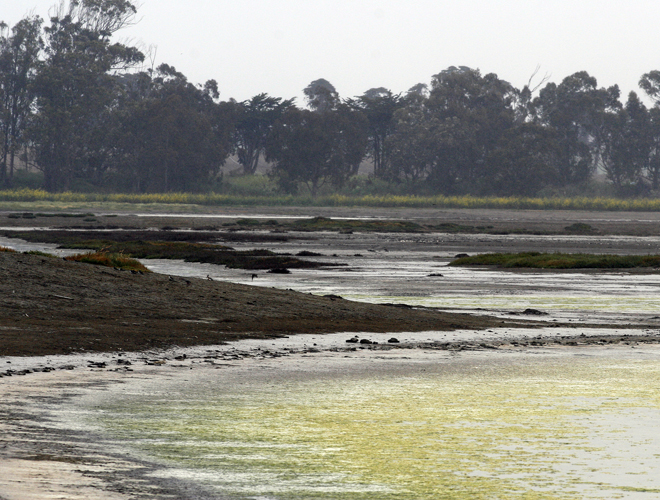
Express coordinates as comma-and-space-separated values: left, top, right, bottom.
4, 0, 660, 105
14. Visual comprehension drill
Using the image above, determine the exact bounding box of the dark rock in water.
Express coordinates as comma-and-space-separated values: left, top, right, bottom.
268, 268, 291, 274
346, 337, 359, 343
427, 273, 444, 277
522, 308, 548, 316
455, 253, 470, 259
87, 361, 107, 368
388, 337, 400, 343
116, 358, 132, 365
359, 339, 373, 344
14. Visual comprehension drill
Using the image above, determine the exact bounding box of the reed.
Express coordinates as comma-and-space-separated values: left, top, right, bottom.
4, 188, 660, 211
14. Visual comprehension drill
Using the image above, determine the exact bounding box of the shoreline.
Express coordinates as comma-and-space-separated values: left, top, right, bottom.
2, 330, 660, 500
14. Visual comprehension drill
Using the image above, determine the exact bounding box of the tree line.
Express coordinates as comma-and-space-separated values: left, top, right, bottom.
3, 0, 660, 197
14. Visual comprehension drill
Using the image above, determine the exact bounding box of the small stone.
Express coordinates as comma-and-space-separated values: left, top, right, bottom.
388, 337, 400, 343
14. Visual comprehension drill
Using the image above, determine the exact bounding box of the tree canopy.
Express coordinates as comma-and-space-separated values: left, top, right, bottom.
2, 2, 660, 197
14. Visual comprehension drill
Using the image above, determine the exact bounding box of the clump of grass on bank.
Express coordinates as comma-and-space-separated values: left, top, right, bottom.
0, 246, 16, 253
65, 252, 151, 272
5, 188, 660, 211
450, 252, 660, 269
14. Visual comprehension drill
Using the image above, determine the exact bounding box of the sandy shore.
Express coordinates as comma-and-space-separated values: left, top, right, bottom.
2, 328, 659, 500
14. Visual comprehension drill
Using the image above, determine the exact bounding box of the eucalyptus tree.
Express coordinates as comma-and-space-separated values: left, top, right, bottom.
346, 88, 402, 178
0, 16, 42, 187
266, 104, 368, 195
30, 0, 143, 191
233, 93, 294, 175
109, 63, 234, 192
386, 67, 517, 193
599, 92, 650, 191
532, 72, 621, 187
303, 78, 339, 113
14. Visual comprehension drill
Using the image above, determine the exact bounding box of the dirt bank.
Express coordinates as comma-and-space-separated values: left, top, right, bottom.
0, 251, 541, 357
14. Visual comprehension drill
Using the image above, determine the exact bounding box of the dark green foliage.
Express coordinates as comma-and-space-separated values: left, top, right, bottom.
6, 2, 660, 198
267, 104, 369, 196
234, 93, 294, 175
0, 16, 42, 188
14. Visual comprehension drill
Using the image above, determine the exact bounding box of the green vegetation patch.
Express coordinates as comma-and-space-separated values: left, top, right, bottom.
450, 252, 660, 269
65, 252, 150, 272
7, 189, 660, 211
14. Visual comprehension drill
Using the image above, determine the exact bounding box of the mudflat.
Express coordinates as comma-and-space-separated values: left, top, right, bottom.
0, 251, 539, 357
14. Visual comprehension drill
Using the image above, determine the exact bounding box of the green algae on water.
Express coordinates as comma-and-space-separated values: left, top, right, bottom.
96, 354, 660, 499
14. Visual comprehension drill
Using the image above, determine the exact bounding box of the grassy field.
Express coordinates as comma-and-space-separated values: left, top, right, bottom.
4, 188, 660, 211
450, 252, 660, 269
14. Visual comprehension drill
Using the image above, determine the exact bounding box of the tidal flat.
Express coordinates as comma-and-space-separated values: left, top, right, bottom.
3, 207, 660, 499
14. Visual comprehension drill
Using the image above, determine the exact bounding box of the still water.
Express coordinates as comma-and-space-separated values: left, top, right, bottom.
88, 348, 660, 499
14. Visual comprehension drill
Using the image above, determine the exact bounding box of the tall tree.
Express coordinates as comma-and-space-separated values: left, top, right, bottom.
109, 64, 233, 192
0, 17, 42, 187
485, 123, 560, 196
532, 72, 620, 187
600, 92, 650, 190
347, 88, 402, 179
303, 78, 339, 113
30, 0, 143, 191
233, 93, 293, 175
386, 67, 516, 193
266, 104, 368, 195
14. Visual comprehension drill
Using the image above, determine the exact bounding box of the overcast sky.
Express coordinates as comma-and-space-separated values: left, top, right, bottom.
5, 0, 660, 104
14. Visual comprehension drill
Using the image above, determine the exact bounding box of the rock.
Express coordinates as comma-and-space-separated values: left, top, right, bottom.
346, 337, 359, 343
522, 308, 548, 316
427, 273, 444, 277
359, 339, 373, 344
388, 337, 400, 343
267, 268, 291, 274
454, 253, 469, 259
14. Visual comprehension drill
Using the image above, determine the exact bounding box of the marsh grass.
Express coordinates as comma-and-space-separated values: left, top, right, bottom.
0, 246, 16, 253
65, 251, 151, 272
4, 188, 660, 211
450, 252, 660, 269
